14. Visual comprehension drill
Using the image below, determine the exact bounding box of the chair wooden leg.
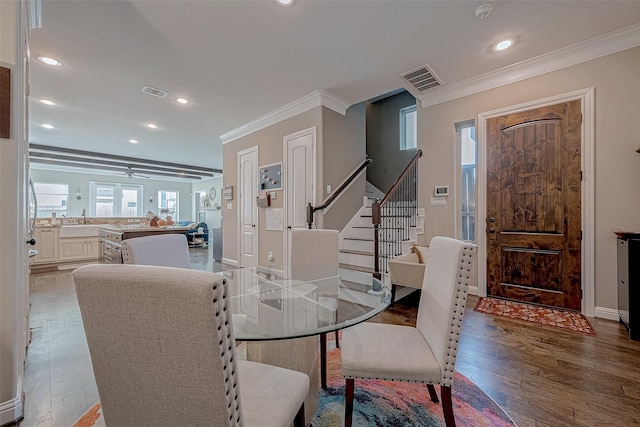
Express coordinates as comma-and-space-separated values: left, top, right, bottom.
391, 284, 397, 305
320, 332, 327, 389
427, 384, 439, 403
293, 403, 305, 427
441, 385, 456, 427
345, 378, 355, 427
335, 330, 340, 348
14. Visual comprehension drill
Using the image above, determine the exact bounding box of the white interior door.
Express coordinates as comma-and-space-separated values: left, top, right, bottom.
238, 147, 258, 267
284, 127, 316, 267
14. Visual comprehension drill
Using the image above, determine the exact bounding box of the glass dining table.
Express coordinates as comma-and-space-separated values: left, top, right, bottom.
219, 267, 391, 420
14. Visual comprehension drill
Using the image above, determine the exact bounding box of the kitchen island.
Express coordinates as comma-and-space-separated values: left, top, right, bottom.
99, 225, 193, 264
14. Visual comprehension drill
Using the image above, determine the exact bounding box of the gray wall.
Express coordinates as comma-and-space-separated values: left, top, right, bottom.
321, 103, 367, 232
366, 91, 417, 193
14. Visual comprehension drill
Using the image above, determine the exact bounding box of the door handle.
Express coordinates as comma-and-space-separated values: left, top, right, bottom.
26, 238, 36, 246
287, 226, 292, 229
489, 228, 496, 233
488, 217, 495, 223
252, 224, 256, 228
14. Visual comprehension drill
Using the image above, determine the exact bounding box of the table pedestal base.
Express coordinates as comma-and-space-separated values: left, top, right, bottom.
247, 335, 319, 422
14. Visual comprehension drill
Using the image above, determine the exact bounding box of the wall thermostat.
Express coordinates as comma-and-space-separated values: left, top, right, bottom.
434, 185, 449, 197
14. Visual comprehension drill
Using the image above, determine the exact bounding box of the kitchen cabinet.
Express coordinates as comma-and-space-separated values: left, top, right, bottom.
59, 237, 100, 262
32, 228, 58, 264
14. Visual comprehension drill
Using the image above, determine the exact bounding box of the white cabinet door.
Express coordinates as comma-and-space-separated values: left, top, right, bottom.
59, 237, 100, 261
86, 238, 100, 260
59, 238, 86, 261
33, 228, 58, 264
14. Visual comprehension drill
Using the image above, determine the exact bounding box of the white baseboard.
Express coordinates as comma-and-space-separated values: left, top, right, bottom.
468, 285, 478, 296
222, 258, 238, 267
0, 377, 23, 425
594, 306, 620, 321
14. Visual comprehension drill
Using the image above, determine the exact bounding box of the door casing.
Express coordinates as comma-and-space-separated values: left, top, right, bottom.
476, 88, 595, 316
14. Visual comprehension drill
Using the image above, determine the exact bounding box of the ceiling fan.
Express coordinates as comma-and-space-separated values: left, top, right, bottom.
123, 167, 150, 179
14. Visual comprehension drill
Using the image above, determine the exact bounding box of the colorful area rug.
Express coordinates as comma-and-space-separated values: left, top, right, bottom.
73, 336, 516, 427
474, 297, 597, 336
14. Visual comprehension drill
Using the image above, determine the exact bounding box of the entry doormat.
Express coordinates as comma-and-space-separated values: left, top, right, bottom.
474, 297, 597, 336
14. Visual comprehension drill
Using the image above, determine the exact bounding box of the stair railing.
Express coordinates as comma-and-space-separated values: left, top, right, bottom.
306, 158, 372, 228
372, 148, 423, 279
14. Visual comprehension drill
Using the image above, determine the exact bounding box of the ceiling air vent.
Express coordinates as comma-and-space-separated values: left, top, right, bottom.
141, 85, 168, 98
400, 65, 442, 93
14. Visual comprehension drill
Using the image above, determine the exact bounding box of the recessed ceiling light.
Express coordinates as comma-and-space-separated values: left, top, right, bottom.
38, 99, 57, 106
129, 139, 139, 144
146, 123, 158, 129
37, 56, 63, 66
41, 123, 54, 129
494, 40, 512, 51
176, 97, 190, 105
276, 0, 295, 6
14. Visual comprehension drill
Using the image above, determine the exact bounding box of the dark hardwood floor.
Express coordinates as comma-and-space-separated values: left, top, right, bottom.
18, 246, 640, 426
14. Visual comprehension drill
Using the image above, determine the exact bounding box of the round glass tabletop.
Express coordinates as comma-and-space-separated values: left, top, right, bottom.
221, 267, 391, 341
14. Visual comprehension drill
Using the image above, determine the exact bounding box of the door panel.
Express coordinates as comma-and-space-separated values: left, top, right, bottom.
285, 128, 315, 267
239, 147, 258, 268
486, 101, 582, 310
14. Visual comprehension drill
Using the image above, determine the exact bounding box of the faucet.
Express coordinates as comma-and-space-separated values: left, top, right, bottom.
81, 208, 86, 224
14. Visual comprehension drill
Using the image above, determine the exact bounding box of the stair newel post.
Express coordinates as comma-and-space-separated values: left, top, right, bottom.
372, 199, 382, 280
306, 202, 314, 229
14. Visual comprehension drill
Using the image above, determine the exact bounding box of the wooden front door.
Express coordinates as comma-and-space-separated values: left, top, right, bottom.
486, 100, 582, 310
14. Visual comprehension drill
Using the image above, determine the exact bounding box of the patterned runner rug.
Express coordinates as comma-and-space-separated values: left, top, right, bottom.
474, 297, 597, 336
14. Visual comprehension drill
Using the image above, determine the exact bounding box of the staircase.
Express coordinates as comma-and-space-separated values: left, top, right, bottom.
306, 150, 423, 307
338, 198, 424, 306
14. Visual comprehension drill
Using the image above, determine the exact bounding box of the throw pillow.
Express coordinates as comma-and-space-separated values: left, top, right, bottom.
411, 245, 425, 264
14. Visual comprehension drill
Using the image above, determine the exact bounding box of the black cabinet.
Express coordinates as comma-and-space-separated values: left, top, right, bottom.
616, 232, 640, 341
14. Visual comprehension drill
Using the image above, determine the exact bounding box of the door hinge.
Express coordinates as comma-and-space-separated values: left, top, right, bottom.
579, 230, 583, 241
580, 113, 583, 123
580, 171, 583, 181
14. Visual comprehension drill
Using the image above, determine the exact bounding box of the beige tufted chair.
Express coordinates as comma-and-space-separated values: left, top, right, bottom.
121, 233, 192, 269
73, 264, 309, 427
341, 236, 477, 427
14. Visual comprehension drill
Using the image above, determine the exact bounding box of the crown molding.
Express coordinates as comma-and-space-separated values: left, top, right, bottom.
220, 90, 350, 144
419, 22, 640, 108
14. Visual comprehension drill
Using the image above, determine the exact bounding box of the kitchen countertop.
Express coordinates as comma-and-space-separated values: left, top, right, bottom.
99, 225, 192, 232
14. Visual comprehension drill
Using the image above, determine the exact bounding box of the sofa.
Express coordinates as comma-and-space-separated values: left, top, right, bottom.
180, 221, 209, 245
387, 245, 428, 303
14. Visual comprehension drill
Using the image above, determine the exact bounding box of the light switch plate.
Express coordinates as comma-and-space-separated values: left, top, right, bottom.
227, 203, 232, 210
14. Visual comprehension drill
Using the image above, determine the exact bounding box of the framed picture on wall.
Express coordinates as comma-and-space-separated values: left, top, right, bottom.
224, 186, 233, 200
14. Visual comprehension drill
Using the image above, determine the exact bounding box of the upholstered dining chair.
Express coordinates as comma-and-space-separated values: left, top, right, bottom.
73, 264, 309, 427
289, 228, 341, 390
121, 233, 191, 269
341, 236, 477, 427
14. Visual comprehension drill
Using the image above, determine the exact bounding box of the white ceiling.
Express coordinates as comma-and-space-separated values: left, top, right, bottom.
28, 0, 640, 176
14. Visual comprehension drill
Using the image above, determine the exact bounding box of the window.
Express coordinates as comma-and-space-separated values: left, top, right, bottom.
399, 105, 417, 150
458, 123, 477, 241
89, 182, 143, 217
33, 182, 68, 218
158, 190, 178, 220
